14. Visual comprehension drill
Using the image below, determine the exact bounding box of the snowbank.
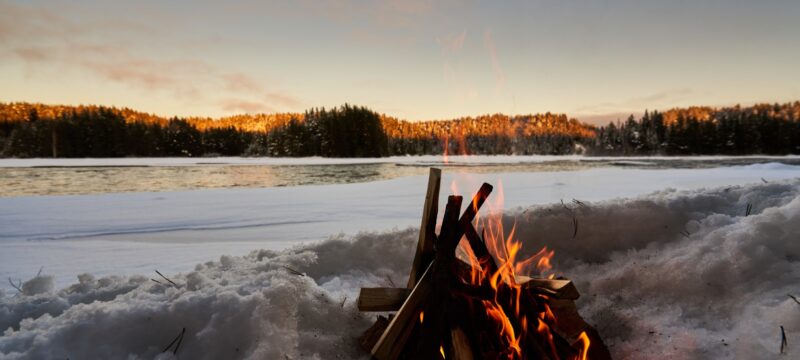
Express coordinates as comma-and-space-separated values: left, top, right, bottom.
2, 180, 799, 359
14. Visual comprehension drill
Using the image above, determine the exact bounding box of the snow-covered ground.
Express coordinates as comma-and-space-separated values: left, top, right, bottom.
1, 162, 799, 359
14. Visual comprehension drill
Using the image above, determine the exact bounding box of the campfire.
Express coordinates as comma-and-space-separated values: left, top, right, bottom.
357, 168, 612, 360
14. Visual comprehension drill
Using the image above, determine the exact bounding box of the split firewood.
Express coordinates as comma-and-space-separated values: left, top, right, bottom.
516, 276, 580, 300
546, 298, 613, 360
407, 168, 441, 289
357, 288, 412, 312
411, 195, 465, 359
359, 315, 390, 352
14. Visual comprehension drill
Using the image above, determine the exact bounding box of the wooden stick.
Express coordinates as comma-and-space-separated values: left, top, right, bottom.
371, 263, 434, 360
357, 288, 412, 311
407, 168, 441, 288
410, 195, 463, 359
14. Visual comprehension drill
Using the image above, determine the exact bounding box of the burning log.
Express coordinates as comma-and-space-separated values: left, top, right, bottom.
358, 169, 612, 360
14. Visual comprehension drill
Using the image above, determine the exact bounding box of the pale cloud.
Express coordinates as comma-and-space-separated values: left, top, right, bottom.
577, 88, 695, 115
0, 1, 301, 115
283, 0, 464, 47
221, 99, 276, 114
575, 112, 641, 126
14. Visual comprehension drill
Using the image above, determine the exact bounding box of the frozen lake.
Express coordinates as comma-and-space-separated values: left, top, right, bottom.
2, 155, 800, 196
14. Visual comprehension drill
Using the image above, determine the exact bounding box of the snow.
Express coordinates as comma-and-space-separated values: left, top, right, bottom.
1, 154, 800, 167
0, 162, 799, 359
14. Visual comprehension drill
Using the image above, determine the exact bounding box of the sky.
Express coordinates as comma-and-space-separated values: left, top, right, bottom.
1, 0, 799, 124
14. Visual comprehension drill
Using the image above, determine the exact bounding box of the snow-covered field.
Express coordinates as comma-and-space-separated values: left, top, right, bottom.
1, 161, 799, 359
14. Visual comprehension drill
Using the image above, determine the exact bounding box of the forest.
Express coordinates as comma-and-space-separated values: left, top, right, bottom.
589, 102, 800, 155
0, 101, 798, 157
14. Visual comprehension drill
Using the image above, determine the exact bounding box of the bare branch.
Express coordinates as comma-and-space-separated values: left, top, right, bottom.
7, 278, 22, 293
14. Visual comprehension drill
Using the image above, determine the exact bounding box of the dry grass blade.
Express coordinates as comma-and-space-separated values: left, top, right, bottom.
282, 266, 305, 276
155, 270, 179, 287
572, 216, 579, 240
781, 325, 787, 354
746, 203, 753, 217
150, 278, 165, 286
789, 294, 800, 305
571, 198, 587, 207
163, 327, 187, 355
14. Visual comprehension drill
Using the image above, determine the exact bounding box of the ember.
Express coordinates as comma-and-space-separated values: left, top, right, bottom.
358, 168, 612, 360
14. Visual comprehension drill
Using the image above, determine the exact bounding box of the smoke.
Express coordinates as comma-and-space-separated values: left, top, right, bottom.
1, 181, 799, 359
483, 29, 507, 94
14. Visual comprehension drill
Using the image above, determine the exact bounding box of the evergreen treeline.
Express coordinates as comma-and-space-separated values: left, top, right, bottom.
247, 105, 389, 157
382, 113, 593, 155
589, 102, 800, 155
0, 105, 389, 157
1, 101, 798, 157
0, 102, 593, 157
0, 108, 251, 157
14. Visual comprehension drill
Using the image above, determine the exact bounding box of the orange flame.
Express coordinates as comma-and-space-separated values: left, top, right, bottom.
451, 178, 591, 359
575, 331, 591, 360
442, 128, 470, 164
443, 135, 449, 164
419, 311, 424, 324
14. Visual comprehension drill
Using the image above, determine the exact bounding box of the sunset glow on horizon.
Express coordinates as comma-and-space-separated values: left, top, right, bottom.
1, 0, 799, 124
